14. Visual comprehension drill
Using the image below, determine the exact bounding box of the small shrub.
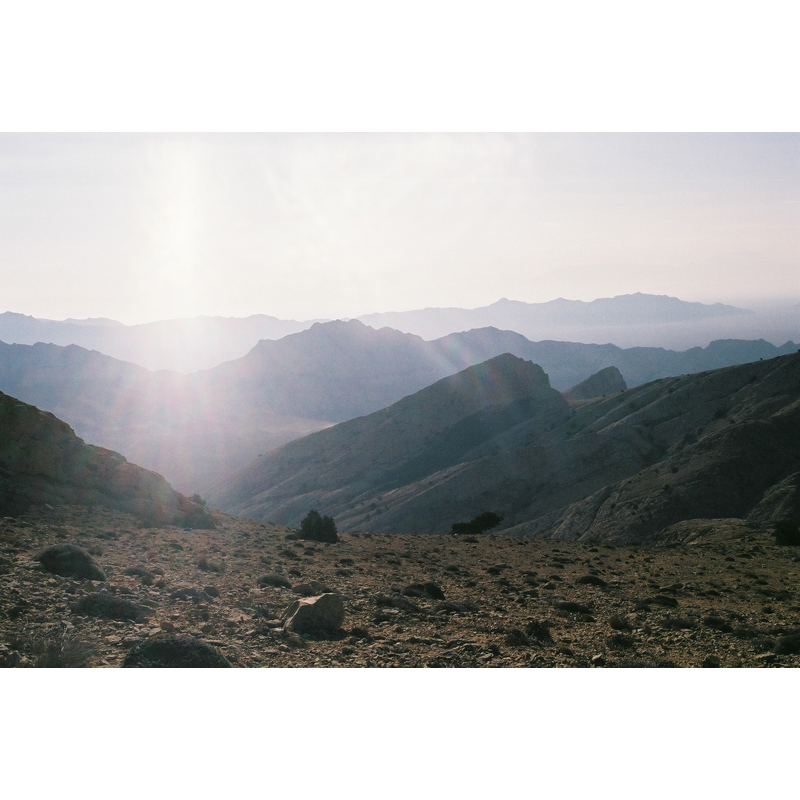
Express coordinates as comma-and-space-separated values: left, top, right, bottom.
123, 635, 230, 668
661, 617, 697, 630
402, 582, 445, 600
450, 511, 503, 536
36, 543, 106, 581
505, 628, 529, 647
608, 614, 633, 631
124, 566, 155, 585
30, 627, 96, 668
297, 510, 339, 543
576, 574, 607, 587
774, 520, 800, 546
73, 593, 148, 622
607, 633, 635, 649
774, 629, 800, 655
702, 615, 733, 633
554, 600, 592, 614
258, 573, 291, 589
197, 557, 224, 573
524, 620, 552, 642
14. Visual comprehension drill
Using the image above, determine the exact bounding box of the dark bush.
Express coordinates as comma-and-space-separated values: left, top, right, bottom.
123, 635, 230, 668
505, 628, 529, 647
607, 633, 635, 649
197, 556, 224, 573
608, 614, 633, 631
774, 629, 800, 655
73, 592, 148, 622
524, 620, 552, 642
450, 511, 503, 536
703, 615, 733, 633
576, 574, 607, 587
170, 587, 211, 602
36, 544, 106, 581
661, 617, 697, 630
554, 600, 592, 614
774, 520, 800, 546
257, 573, 291, 589
296, 510, 339, 543
124, 566, 155, 585
402, 582, 445, 600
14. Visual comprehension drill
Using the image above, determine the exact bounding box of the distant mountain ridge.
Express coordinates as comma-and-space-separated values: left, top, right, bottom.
0, 311, 318, 372
0, 320, 796, 494
358, 293, 799, 350
4, 293, 797, 372
359, 293, 748, 334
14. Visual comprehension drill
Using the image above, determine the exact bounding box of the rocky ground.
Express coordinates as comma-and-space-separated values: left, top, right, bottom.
2, 505, 799, 668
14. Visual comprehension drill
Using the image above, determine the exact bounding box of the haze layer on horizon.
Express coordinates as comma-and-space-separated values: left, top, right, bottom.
1, 132, 797, 324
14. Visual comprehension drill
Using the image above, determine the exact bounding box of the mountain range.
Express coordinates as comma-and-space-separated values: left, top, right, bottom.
4, 293, 798, 372
1, 320, 797, 494
210, 350, 800, 544
0, 311, 314, 373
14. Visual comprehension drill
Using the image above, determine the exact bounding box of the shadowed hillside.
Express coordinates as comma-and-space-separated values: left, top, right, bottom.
209, 352, 800, 542
0, 391, 212, 527
206, 354, 567, 523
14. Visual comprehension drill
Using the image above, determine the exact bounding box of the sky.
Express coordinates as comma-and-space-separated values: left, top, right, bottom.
1, 132, 797, 324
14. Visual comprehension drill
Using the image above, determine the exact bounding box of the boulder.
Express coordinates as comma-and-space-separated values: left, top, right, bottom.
281, 593, 344, 633
36, 543, 106, 581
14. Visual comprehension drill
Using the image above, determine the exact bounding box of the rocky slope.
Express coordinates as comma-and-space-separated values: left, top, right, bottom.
210, 352, 800, 541
0, 391, 211, 528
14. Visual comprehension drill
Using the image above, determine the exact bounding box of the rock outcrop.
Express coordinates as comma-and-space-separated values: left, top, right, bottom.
563, 366, 627, 400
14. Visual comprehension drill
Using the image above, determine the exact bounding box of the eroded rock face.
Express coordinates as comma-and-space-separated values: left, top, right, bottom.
281, 593, 344, 633
36, 543, 106, 581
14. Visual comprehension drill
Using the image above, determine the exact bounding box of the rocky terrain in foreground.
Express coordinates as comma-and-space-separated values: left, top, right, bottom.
2, 504, 799, 668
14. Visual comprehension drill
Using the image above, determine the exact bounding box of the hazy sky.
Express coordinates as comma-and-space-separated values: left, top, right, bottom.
1, 133, 797, 324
